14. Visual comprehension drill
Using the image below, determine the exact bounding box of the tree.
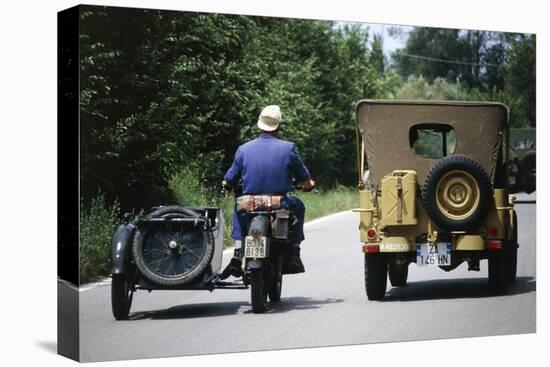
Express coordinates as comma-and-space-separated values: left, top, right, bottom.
505, 34, 536, 126
389, 26, 536, 127
80, 7, 258, 208
79, 6, 390, 210
369, 34, 385, 74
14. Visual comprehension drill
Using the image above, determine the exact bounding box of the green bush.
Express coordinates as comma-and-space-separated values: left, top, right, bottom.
169, 168, 235, 246
80, 193, 121, 283
169, 167, 210, 207
393, 75, 470, 101
170, 169, 234, 245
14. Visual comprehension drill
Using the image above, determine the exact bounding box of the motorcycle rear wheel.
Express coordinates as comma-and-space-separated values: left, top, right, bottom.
250, 269, 268, 313
268, 255, 283, 302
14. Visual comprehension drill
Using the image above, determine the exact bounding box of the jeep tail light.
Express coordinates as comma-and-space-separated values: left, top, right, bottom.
367, 229, 377, 239
486, 241, 502, 250
362, 243, 380, 253
488, 226, 498, 237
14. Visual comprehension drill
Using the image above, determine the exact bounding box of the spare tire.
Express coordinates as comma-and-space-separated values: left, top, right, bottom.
132, 206, 215, 287
422, 154, 492, 231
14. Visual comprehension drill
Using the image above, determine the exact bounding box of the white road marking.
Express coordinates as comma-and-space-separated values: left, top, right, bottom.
75, 278, 111, 292
304, 210, 351, 228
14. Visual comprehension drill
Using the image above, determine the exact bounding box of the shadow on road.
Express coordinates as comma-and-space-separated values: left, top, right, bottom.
261, 297, 344, 314
128, 297, 344, 319
129, 301, 249, 320
384, 276, 535, 302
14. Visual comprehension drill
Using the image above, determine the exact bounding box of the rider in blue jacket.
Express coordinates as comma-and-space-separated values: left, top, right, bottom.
220, 105, 315, 279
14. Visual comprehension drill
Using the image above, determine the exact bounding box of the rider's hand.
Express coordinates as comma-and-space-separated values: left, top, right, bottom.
301, 178, 316, 192
221, 180, 231, 193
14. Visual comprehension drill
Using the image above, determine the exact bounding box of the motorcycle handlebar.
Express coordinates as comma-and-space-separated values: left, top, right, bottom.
293, 184, 316, 193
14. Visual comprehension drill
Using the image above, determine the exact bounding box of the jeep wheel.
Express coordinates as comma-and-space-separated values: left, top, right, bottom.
506, 212, 519, 282
423, 154, 492, 231
389, 260, 408, 287
505, 245, 518, 283
488, 252, 508, 293
364, 253, 388, 300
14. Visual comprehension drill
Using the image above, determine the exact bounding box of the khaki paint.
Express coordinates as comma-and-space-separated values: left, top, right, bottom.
359, 190, 376, 243
380, 170, 418, 226
455, 235, 485, 250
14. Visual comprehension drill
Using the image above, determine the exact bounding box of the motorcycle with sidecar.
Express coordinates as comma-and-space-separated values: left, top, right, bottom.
110, 189, 304, 318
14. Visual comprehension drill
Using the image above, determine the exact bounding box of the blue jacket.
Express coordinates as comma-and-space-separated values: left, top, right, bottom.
224, 134, 310, 195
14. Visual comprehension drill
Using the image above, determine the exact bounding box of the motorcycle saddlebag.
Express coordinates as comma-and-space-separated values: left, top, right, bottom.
272, 209, 290, 239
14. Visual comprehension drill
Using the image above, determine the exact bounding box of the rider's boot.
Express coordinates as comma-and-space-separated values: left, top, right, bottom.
219, 247, 243, 280
284, 246, 305, 274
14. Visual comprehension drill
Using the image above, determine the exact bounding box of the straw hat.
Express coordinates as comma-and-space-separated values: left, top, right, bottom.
257, 105, 282, 132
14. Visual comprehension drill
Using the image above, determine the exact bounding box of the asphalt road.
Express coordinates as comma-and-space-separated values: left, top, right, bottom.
78, 193, 536, 362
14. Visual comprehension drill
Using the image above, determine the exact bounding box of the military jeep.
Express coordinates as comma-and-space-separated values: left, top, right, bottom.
355, 100, 531, 300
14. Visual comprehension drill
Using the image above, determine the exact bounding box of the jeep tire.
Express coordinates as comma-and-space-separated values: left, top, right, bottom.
488, 252, 508, 293
389, 260, 408, 287
505, 212, 518, 282
422, 154, 492, 231
364, 253, 388, 300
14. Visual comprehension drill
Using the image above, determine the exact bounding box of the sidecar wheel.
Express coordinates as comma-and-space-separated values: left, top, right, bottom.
132, 206, 215, 287
111, 274, 133, 320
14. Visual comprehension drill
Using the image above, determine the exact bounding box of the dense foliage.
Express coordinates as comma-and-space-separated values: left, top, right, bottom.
79, 6, 393, 210
391, 28, 535, 127
79, 193, 120, 282
79, 6, 535, 212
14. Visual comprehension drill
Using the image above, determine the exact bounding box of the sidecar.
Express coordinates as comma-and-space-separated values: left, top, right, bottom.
110, 205, 245, 320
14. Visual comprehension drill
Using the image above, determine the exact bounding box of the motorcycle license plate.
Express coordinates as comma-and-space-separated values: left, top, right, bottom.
244, 236, 268, 258
416, 242, 451, 266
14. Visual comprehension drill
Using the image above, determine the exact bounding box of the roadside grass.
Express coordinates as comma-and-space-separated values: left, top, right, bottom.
296, 185, 358, 222
79, 193, 121, 284
79, 176, 358, 284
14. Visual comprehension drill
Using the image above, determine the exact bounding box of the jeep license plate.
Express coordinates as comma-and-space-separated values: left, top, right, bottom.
244, 236, 268, 258
416, 242, 451, 266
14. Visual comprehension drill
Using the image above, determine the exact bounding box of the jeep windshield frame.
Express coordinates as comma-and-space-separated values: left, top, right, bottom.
356, 100, 509, 187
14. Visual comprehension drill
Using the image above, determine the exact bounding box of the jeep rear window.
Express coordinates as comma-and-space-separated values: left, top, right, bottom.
410, 124, 456, 158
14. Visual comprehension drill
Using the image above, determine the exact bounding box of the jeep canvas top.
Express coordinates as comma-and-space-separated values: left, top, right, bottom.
357, 100, 508, 186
